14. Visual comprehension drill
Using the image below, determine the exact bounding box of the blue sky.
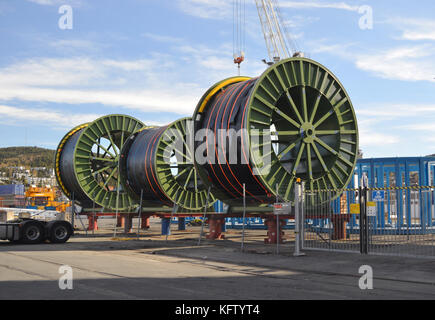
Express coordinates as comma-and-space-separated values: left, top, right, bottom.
0, 0, 434, 158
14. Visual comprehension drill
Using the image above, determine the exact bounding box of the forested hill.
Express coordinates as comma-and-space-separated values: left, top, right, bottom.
0, 147, 55, 169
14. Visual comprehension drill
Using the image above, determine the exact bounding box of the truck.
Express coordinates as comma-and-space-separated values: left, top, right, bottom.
25, 185, 70, 212
0, 218, 73, 244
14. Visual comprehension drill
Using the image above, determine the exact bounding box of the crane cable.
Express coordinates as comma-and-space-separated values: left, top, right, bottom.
233, 0, 246, 73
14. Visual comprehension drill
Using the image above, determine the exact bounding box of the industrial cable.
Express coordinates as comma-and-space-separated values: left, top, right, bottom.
198, 78, 273, 204
124, 127, 173, 206
58, 128, 93, 207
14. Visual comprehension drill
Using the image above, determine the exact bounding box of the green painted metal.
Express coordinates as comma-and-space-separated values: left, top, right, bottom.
248, 57, 359, 202
153, 117, 216, 211
192, 57, 358, 205
73, 114, 145, 211
54, 122, 89, 199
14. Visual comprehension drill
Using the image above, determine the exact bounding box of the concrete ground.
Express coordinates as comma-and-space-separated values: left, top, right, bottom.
0, 217, 434, 300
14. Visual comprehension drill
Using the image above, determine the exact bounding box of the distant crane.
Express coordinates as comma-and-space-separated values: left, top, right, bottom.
233, 0, 303, 72
255, 0, 303, 63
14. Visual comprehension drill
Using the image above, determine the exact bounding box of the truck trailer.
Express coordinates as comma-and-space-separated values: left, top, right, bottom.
0, 218, 73, 244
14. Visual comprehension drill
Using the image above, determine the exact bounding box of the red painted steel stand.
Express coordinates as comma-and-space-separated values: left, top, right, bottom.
117, 215, 123, 227
87, 215, 98, 231
141, 216, 150, 229
264, 216, 285, 244
206, 217, 226, 240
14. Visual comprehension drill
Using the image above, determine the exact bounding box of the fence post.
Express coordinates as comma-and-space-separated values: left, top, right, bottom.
71, 192, 75, 229
359, 186, 368, 254
294, 181, 305, 257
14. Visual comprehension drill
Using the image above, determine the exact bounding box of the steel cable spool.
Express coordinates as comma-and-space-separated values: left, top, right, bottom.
55, 114, 145, 210
120, 117, 216, 211
193, 57, 359, 205
55, 123, 90, 206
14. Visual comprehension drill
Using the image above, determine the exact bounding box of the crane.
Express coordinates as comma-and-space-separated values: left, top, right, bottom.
233, 0, 303, 71
255, 0, 303, 63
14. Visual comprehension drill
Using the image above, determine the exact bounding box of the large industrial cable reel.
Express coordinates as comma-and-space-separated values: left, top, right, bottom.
120, 117, 217, 211
55, 114, 145, 211
192, 57, 359, 206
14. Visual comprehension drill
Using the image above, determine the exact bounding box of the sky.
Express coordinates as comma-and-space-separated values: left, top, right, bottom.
0, 0, 434, 158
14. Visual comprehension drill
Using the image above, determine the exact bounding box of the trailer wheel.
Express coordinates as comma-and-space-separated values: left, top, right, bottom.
21, 221, 45, 244
47, 221, 73, 243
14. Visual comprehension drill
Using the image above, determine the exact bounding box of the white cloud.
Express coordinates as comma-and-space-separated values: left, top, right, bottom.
0, 104, 100, 128
283, 15, 320, 29
388, 17, 435, 41
355, 45, 435, 82
357, 103, 435, 119
308, 40, 435, 83
0, 58, 105, 87
143, 33, 184, 43
101, 59, 154, 71
27, 0, 81, 6
177, 0, 231, 19
280, 1, 359, 11
0, 56, 203, 115
49, 39, 95, 50
357, 119, 400, 147
399, 123, 435, 132
0, 87, 201, 115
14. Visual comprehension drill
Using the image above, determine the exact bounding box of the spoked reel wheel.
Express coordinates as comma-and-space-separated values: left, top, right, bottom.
193, 58, 358, 205
56, 114, 145, 211
121, 117, 216, 211
248, 58, 359, 202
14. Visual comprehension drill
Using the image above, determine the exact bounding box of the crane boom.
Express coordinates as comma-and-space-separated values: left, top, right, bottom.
255, 0, 301, 63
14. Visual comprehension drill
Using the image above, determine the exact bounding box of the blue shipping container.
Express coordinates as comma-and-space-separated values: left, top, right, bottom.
0, 184, 25, 196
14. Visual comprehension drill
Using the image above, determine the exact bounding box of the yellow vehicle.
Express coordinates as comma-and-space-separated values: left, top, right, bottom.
25, 185, 70, 212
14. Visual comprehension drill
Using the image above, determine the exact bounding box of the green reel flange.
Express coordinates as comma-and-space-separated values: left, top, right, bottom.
193, 57, 359, 205
248, 58, 359, 201
56, 114, 145, 210
121, 117, 216, 211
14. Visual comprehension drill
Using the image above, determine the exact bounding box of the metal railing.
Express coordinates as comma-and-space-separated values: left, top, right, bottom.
302, 186, 435, 258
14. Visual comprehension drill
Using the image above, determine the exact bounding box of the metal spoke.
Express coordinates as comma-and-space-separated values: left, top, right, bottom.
301, 86, 308, 122
92, 157, 117, 162
183, 167, 194, 189
313, 109, 334, 129
120, 131, 125, 153
291, 143, 305, 175
275, 108, 301, 128
314, 137, 337, 156
309, 94, 322, 123
103, 168, 118, 188
316, 130, 339, 135
175, 121, 193, 159
311, 142, 328, 172
93, 165, 113, 176
95, 142, 116, 159
306, 143, 313, 179
174, 166, 190, 180
285, 91, 304, 124
284, 177, 295, 199
194, 167, 198, 192
274, 130, 300, 136
277, 137, 302, 160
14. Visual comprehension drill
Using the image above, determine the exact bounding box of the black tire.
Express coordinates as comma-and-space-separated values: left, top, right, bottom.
46, 221, 73, 243
20, 220, 45, 244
